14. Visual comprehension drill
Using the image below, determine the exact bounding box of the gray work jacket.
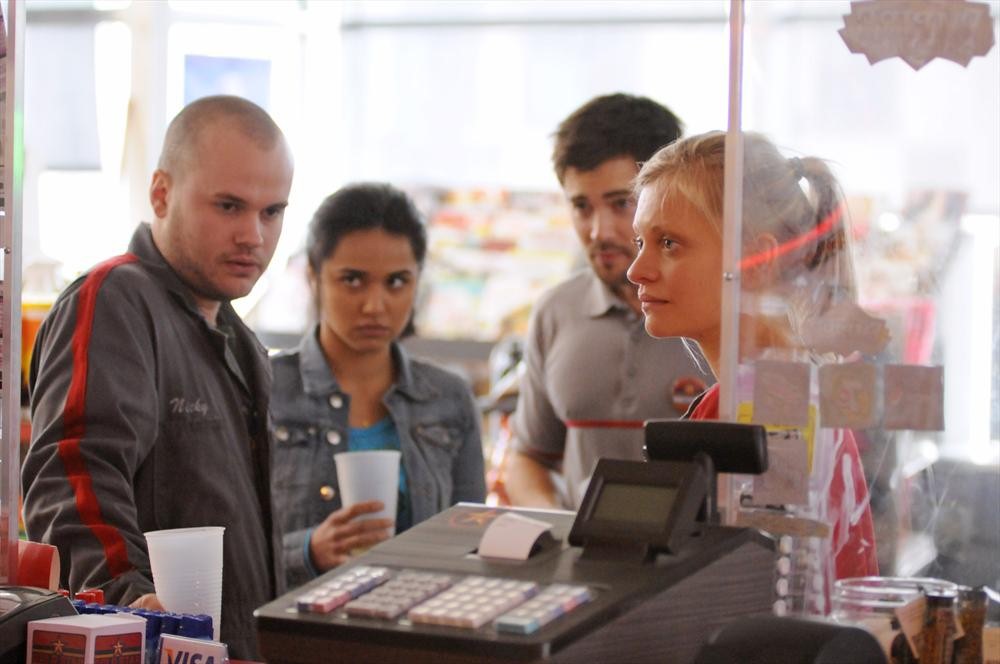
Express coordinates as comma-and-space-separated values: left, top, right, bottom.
270, 328, 487, 589
21, 224, 283, 660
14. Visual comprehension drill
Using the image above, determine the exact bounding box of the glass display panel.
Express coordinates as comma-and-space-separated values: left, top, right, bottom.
729, 0, 997, 617
591, 483, 678, 525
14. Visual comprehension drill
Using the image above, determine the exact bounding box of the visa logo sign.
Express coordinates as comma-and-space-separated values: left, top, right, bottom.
157, 634, 228, 664
164, 651, 218, 664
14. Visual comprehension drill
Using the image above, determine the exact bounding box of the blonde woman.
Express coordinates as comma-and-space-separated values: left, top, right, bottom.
628, 131, 878, 580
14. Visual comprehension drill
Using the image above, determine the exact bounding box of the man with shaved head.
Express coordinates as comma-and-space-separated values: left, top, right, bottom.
22, 95, 293, 659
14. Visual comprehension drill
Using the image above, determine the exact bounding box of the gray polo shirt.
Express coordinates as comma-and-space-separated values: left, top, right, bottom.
511, 270, 714, 508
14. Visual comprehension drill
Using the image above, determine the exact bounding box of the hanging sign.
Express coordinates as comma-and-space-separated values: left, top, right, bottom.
801, 301, 890, 357
839, 0, 996, 70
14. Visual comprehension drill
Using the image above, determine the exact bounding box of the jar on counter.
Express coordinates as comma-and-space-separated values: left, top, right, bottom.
832, 576, 959, 664
954, 586, 989, 664
920, 590, 958, 664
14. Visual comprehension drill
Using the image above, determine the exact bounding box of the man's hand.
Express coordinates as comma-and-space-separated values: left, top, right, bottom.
504, 451, 560, 509
309, 501, 394, 572
130, 593, 165, 611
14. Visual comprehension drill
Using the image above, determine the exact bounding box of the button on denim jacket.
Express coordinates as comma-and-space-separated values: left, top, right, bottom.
270, 327, 487, 588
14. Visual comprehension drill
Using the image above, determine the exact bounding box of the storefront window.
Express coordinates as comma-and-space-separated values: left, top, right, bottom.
13, 0, 998, 597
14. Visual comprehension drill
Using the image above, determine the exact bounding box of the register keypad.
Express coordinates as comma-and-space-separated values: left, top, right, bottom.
295, 565, 392, 614
345, 571, 454, 620
408, 576, 539, 629
295, 567, 592, 635
495, 584, 593, 634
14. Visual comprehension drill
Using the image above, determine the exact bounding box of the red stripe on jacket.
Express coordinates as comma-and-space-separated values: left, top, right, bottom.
564, 420, 645, 429
57, 253, 139, 577
688, 384, 878, 580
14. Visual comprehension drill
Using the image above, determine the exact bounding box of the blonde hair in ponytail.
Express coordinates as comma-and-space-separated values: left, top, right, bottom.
636, 131, 856, 344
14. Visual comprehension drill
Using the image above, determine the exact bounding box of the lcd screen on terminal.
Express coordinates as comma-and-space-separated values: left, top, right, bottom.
591, 484, 679, 525
568, 458, 708, 554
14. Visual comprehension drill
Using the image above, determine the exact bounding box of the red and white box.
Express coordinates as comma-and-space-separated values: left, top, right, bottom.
27, 613, 145, 664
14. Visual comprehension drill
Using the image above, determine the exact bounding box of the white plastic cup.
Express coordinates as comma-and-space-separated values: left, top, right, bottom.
144, 526, 224, 640
334, 450, 401, 535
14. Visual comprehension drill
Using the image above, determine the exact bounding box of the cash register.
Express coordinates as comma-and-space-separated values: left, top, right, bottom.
255, 422, 775, 664
0, 586, 77, 663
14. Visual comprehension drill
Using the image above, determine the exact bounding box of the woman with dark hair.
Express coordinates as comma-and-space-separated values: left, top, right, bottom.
271, 183, 486, 588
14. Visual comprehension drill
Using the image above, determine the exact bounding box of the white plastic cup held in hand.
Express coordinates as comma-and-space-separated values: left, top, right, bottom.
334, 450, 401, 535
144, 526, 224, 640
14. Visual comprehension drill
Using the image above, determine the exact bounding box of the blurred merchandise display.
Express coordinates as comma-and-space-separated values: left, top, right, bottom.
409, 187, 579, 342
841, 189, 999, 584
479, 335, 524, 506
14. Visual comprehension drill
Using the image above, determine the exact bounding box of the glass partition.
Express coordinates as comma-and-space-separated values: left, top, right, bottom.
720, 0, 998, 615
0, 0, 24, 585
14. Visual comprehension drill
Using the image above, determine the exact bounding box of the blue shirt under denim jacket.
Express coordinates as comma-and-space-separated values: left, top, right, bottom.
270, 326, 487, 588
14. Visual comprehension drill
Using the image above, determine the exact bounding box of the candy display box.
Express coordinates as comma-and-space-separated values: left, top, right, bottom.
27, 613, 145, 664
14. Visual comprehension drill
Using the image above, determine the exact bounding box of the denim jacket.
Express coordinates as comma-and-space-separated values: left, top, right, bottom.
270, 327, 486, 588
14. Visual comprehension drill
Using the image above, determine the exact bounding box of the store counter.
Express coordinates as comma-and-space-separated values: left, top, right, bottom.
255, 459, 777, 664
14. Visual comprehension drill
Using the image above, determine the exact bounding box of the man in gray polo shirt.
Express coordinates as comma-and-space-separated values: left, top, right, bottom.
506, 93, 714, 509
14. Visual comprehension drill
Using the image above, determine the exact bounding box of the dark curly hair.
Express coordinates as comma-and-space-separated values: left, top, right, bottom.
552, 93, 683, 183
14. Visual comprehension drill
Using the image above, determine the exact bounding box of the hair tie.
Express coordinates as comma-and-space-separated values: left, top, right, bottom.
788, 157, 805, 180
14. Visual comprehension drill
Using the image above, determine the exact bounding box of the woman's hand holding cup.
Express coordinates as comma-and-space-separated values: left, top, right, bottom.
309, 500, 394, 571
